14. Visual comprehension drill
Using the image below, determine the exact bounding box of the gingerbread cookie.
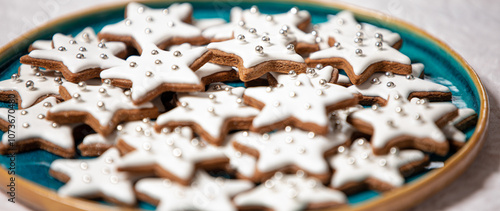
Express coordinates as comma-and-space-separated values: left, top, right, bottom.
234, 172, 346, 210
0, 97, 75, 158
100, 43, 212, 105
47, 81, 159, 136
223, 137, 258, 180
244, 71, 360, 135
116, 126, 228, 186
347, 63, 451, 105
98, 2, 207, 54
313, 10, 402, 50
305, 33, 411, 85
155, 83, 259, 146
20, 27, 127, 83
207, 29, 307, 82
135, 171, 253, 210
49, 148, 137, 206
329, 139, 428, 194
0, 64, 67, 109
348, 91, 458, 156
443, 108, 477, 149
231, 126, 351, 183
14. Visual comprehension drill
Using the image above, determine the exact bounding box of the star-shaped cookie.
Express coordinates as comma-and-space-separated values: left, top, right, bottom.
306, 36, 411, 85
234, 173, 346, 211
47, 82, 159, 136
207, 29, 307, 82
348, 63, 451, 105
98, 2, 207, 53
100, 43, 212, 105
49, 148, 137, 206
0, 97, 75, 158
244, 72, 360, 135
155, 83, 259, 146
329, 139, 428, 193
0, 64, 67, 109
348, 91, 458, 156
117, 126, 228, 185
20, 27, 127, 83
231, 128, 350, 183
135, 171, 253, 211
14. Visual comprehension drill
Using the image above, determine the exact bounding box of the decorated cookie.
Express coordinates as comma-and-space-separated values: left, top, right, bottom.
207, 27, 307, 82
268, 65, 339, 87
98, 2, 207, 54
201, 7, 243, 42
20, 27, 127, 83
100, 43, 211, 105
49, 148, 137, 206
223, 137, 257, 180
0, 97, 75, 158
135, 171, 253, 211
234, 172, 346, 211
443, 108, 477, 149
306, 33, 411, 85
29, 40, 53, 51
244, 71, 360, 135
348, 91, 458, 156
329, 138, 428, 194
46, 82, 159, 136
314, 11, 402, 50
231, 126, 351, 183
155, 83, 259, 146
0, 64, 67, 109
117, 126, 228, 185
347, 63, 451, 105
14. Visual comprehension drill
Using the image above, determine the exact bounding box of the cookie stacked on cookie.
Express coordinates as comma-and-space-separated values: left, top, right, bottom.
0, 3, 477, 210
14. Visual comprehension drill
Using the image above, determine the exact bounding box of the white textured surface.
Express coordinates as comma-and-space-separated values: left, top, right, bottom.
0, 0, 499, 210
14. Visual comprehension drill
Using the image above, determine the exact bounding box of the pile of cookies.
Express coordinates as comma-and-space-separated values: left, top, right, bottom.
0, 2, 477, 210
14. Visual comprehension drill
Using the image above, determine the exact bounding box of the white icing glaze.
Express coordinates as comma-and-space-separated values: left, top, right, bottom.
117, 126, 227, 181
135, 171, 253, 211
315, 11, 401, 49
309, 36, 410, 76
50, 148, 136, 205
0, 64, 67, 108
443, 108, 476, 143
337, 74, 351, 85
245, 72, 358, 129
329, 140, 425, 188
207, 29, 304, 68
194, 18, 226, 31
100, 2, 202, 49
28, 27, 126, 74
156, 83, 259, 139
347, 63, 450, 101
0, 97, 74, 149
50, 83, 155, 126
350, 91, 457, 149
234, 174, 346, 211
232, 128, 349, 175
223, 136, 257, 178
31, 40, 53, 50
100, 43, 206, 103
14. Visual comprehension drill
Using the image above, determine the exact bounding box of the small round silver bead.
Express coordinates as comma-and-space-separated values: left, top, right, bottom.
171, 65, 179, 70
77, 81, 86, 90
76, 53, 85, 59
58, 46, 66, 51
98, 42, 106, 48
355, 49, 363, 56
237, 34, 246, 41
371, 77, 381, 84
25, 80, 35, 90
248, 28, 257, 34
79, 47, 87, 52
155, 59, 162, 65
375, 41, 383, 50
334, 42, 341, 49
151, 50, 159, 55
374, 33, 383, 41
173, 51, 182, 57
386, 81, 395, 88
100, 53, 108, 59
144, 28, 152, 34
286, 44, 295, 51
255, 45, 264, 54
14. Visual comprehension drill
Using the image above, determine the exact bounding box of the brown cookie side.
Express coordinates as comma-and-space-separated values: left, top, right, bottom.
358, 91, 453, 106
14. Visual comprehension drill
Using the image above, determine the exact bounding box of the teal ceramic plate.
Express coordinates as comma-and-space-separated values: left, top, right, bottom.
0, 1, 488, 210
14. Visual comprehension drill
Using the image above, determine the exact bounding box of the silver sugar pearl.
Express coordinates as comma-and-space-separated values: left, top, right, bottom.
286, 44, 295, 51
79, 47, 86, 52
129, 62, 137, 68
25, 80, 35, 90
100, 53, 108, 59
58, 46, 66, 51
76, 53, 85, 59
375, 41, 383, 50
255, 45, 264, 54
386, 81, 395, 88
173, 51, 182, 57
355, 48, 363, 56
171, 65, 179, 70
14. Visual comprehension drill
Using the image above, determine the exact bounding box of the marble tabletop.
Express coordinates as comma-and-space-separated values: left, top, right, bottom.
0, 0, 498, 210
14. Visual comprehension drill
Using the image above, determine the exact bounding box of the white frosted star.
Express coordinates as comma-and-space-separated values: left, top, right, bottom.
155, 83, 259, 145
23, 27, 126, 82
0, 64, 67, 109
245, 71, 359, 134
117, 126, 227, 185
234, 173, 346, 211
0, 97, 74, 157
100, 44, 209, 105
49, 148, 136, 205
329, 139, 426, 189
135, 171, 253, 211
99, 2, 204, 53
349, 91, 457, 155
